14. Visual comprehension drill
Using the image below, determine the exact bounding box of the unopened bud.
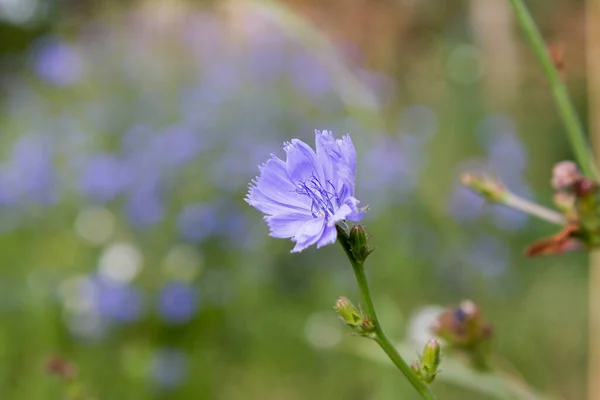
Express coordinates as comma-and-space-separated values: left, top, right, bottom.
412, 339, 441, 384
551, 161, 582, 190
421, 339, 441, 376
349, 225, 373, 263
573, 178, 597, 198
461, 173, 507, 202
335, 297, 362, 327
334, 296, 375, 337
411, 362, 423, 379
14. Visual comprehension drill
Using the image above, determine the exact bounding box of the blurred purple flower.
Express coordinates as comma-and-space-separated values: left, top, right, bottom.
157, 281, 200, 324
246, 130, 363, 253
491, 205, 529, 231
92, 276, 143, 323
180, 94, 220, 131
464, 236, 510, 277
448, 185, 486, 222
122, 146, 166, 228
78, 154, 128, 202
121, 125, 155, 156
151, 347, 188, 389
32, 38, 83, 86
243, 32, 286, 83
6, 135, 57, 205
180, 12, 224, 62
222, 211, 265, 250
125, 188, 164, 228
359, 136, 421, 207
177, 204, 219, 243
199, 60, 241, 104
485, 123, 531, 230
478, 114, 527, 173
149, 125, 201, 167
486, 130, 527, 173
288, 50, 331, 99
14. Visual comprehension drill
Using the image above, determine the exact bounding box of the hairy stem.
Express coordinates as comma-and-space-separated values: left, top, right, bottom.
506, 0, 598, 179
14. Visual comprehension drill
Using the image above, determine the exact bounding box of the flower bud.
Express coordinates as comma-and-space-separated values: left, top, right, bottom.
335, 297, 362, 327
571, 178, 600, 234
412, 339, 441, 384
411, 362, 423, 380
349, 225, 373, 263
573, 178, 597, 198
334, 296, 375, 337
551, 161, 581, 191
421, 339, 441, 377
460, 173, 507, 202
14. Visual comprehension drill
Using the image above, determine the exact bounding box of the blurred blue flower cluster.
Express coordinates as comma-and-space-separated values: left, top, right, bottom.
359, 104, 437, 213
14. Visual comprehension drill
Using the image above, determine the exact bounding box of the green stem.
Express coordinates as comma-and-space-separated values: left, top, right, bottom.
506, 0, 598, 179
337, 231, 436, 400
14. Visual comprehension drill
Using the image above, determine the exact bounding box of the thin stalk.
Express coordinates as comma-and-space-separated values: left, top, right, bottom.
506, 0, 599, 179
461, 173, 567, 225
337, 232, 436, 400
503, 193, 566, 225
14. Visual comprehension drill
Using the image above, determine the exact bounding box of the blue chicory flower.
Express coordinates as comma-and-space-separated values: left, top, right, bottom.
246, 130, 363, 253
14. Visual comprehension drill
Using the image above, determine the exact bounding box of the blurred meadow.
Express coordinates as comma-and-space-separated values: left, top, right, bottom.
0, 0, 592, 399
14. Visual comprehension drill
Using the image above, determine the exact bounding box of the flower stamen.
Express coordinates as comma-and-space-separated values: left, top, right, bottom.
295, 175, 339, 220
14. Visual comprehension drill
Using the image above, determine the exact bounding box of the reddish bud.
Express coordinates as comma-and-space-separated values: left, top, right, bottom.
573, 178, 597, 198
551, 161, 581, 191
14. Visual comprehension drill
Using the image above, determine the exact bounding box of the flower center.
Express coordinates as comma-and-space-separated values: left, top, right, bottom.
295, 175, 340, 220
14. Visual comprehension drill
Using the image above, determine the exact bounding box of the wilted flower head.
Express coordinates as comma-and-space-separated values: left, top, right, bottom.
433, 299, 493, 370
246, 130, 363, 252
